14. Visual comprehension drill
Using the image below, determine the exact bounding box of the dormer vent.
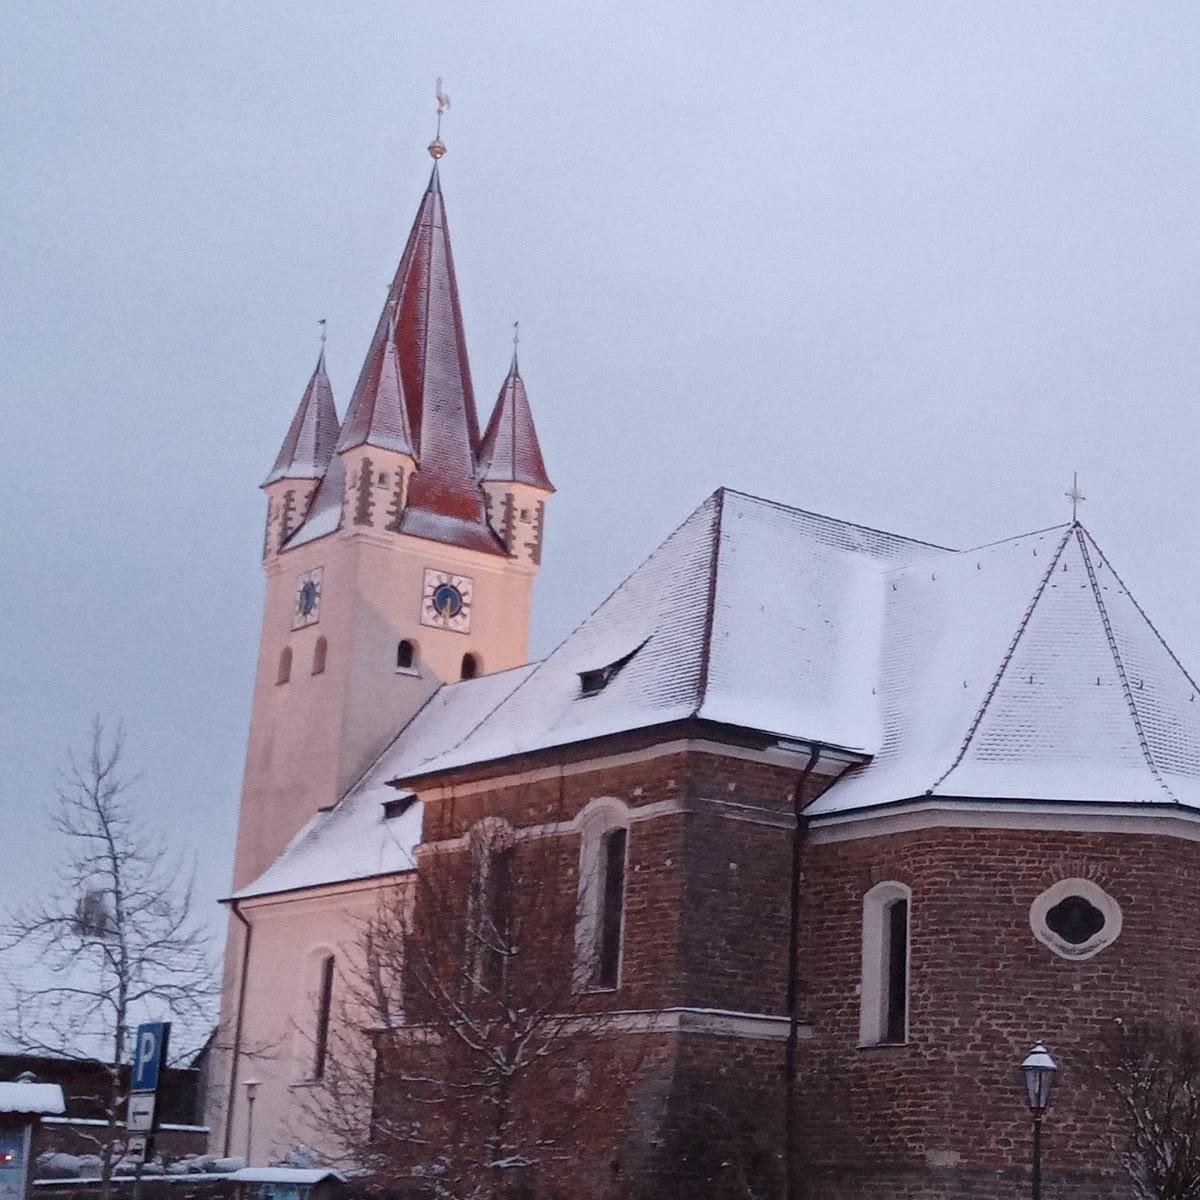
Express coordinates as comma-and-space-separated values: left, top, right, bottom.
578, 639, 649, 699
382, 793, 419, 820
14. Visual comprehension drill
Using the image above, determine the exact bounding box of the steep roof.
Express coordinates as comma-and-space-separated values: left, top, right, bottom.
478, 356, 554, 491
263, 350, 339, 485
241, 487, 1200, 898
809, 522, 1200, 814
335, 307, 415, 457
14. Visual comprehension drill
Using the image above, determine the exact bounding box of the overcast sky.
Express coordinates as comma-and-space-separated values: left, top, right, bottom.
4, 2, 1200, 932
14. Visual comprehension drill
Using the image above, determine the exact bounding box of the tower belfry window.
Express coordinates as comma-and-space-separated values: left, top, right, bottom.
397, 640, 417, 672
461, 653, 479, 681
311, 636, 328, 675
276, 646, 293, 685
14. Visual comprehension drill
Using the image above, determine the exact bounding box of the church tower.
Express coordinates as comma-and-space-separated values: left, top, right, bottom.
231, 150, 552, 892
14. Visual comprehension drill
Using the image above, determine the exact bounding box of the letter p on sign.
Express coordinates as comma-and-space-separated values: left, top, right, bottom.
130, 1022, 169, 1094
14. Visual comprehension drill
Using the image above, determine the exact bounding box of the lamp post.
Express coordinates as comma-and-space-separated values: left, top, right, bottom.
1021, 1043, 1057, 1200
243, 1079, 260, 1165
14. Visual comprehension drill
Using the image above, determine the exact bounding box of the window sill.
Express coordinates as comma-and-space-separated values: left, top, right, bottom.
858, 1039, 909, 1049
288, 1078, 325, 1090
576, 983, 620, 995
394, 667, 421, 677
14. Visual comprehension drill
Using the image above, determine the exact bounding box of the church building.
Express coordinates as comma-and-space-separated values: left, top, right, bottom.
214, 132, 1200, 1200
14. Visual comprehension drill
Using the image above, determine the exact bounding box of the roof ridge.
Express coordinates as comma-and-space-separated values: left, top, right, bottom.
1075, 527, 1179, 804
719, 487, 953, 551
1080, 527, 1200, 700
693, 488, 726, 712
957, 522, 1074, 554
928, 524, 1076, 794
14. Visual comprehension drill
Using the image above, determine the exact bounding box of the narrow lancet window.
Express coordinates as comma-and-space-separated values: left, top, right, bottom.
885, 898, 909, 1044
461, 653, 479, 681
312, 954, 334, 1080
595, 827, 627, 989
276, 646, 292, 685
397, 640, 416, 671
860, 882, 911, 1046
311, 636, 327, 675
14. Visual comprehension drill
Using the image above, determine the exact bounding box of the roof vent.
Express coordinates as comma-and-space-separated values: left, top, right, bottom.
578, 639, 649, 699
382, 794, 418, 820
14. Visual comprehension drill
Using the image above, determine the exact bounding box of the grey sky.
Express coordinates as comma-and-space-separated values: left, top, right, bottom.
4, 2, 1200, 928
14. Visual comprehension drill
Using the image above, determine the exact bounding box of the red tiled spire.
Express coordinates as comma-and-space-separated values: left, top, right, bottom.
264, 349, 340, 485
479, 351, 554, 492
335, 304, 415, 457
344, 163, 499, 553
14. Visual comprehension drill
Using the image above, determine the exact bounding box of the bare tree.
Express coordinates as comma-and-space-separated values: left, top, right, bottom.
1, 719, 218, 1200
1094, 1019, 1200, 1200
302, 818, 645, 1200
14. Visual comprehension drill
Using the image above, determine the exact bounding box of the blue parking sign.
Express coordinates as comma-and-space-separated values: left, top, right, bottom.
130, 1022, 170, 1094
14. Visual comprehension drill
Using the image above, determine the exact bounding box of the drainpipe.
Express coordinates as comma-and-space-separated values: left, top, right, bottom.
223, 901, 253, 1157
784, 746, 821, 1200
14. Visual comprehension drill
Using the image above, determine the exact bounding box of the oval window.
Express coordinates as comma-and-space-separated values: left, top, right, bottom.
1030, 879, 1122, 960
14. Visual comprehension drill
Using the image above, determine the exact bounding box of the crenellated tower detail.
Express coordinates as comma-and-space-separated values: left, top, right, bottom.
231, 153, 553, 892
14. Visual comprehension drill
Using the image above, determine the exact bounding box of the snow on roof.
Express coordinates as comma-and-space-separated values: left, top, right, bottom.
227, 1168, 345, 1184
233, 664, 538, 899
386, 490, 942, 779
246, 486, 1200, 894
810, 522, 1200, 814
0, 1080, 65, 1115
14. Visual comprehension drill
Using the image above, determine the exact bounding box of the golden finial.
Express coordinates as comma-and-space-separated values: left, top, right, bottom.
428, 78, 450, 159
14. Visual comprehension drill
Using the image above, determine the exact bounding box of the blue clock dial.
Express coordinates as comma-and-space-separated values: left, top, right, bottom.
431, 583, 463, 619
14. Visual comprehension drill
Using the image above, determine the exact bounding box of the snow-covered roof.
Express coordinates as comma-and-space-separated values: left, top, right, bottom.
228, 1168, 345, 1185
233, 664, 537, 899
0, 1080, 65, 1116
245, 486, 1200, 896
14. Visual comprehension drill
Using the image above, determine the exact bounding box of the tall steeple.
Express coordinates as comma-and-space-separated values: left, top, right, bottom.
341, 156, 497, 553
264, 347, 339, 485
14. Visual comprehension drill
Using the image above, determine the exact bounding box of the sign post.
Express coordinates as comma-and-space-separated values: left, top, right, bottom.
126, 1023, 170, 1200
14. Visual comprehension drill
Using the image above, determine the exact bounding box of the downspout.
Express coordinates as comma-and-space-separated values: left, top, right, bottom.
223, 901, 253, 1157
784, 746, 821, 1200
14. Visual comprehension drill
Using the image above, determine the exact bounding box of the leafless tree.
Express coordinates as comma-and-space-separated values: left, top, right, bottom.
1094, 1019, 1200, 1200
1, 719, 218, 1200
302, 818, 644, 1200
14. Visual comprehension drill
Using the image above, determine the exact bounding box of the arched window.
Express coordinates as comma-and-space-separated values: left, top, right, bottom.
859, 881, 911, 1046
311, 636, 327, 675
312, 954, 335, 1080
467, 819, 515, 994
396, 640, 416, 672
573, 798, 631, 991
460, 653, 479, 681
276, 646, 292, 685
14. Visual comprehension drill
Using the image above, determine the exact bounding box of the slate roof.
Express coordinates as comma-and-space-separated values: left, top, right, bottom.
239, 487, 1200, 899
478, 356, 554, 491
263, 350, 339, 485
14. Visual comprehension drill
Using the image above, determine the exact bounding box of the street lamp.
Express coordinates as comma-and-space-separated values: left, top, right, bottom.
243, 1079, 261, 1165
1021, 1043, 1057, 1200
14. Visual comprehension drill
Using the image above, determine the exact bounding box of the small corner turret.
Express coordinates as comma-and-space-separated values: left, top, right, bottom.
335, 303, 418, 533
479, 349, 554, 566
262, 347, 339, 559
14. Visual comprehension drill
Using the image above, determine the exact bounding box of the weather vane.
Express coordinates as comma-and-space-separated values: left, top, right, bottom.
429, 78, 450, 159
513, 320, 520, 350
318, 317, 327, 348
1066, 472, 1086, 523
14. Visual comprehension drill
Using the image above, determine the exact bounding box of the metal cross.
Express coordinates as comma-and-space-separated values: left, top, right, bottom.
318, 317, 327, 347
1066, 472, 1086, 523
435, 77, 450, 138
513, 320, 520, 350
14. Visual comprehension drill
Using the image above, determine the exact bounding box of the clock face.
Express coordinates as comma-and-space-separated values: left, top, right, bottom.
421, 568, 473, 633
293, 567, 323, 629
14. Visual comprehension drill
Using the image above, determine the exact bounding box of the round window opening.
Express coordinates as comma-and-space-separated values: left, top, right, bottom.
1030, 878, 1122, 960
1045, 895, 1106, 945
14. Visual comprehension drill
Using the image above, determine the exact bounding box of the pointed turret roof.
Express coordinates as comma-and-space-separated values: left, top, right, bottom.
335, 307, 415, 457
478, 354, 554, 491
341, 162, 498, 553
264, 350, 339, 485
